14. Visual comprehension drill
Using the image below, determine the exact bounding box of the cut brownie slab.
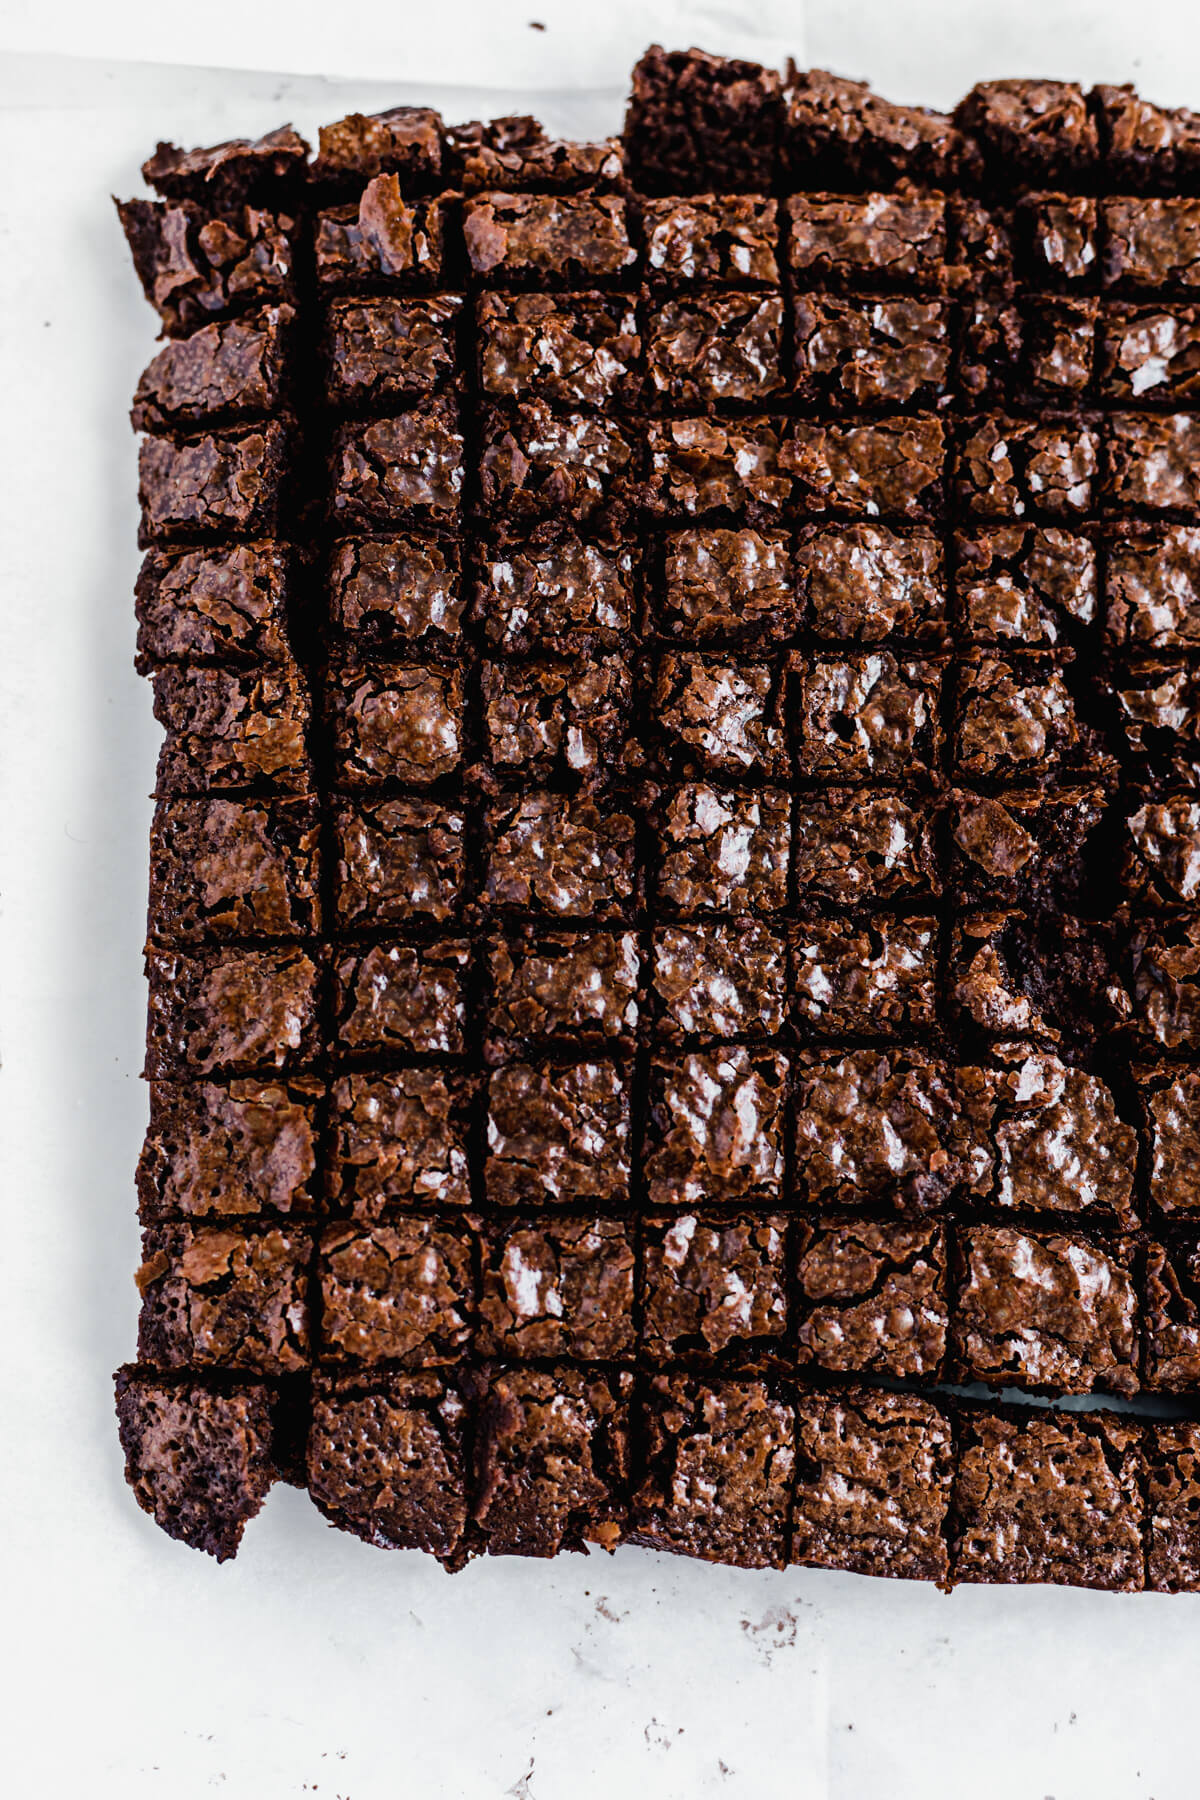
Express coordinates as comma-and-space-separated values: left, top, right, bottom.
791, 295, 951, 410
132, 304, 293, 433
1139, 1067, 1200, 1217
324, 294, 463, 405
786, 417, 945, 519
645, 288, 783, 406
784, 69, 971, 189
462, 193, 636, 282
478, 402, 638, 535
651, 921, 787, 1040
118, 198, 297, 335
786, 194, 947, 290
625, 46, 781, 192
794, 524, 947, 644
641, 195, 779, 285
792, 790, 941, 904
655, 782, 790, 913
481, 654, 631, 780
474, 534, 634, 653
795, 652, 944, 777
792, 916, 939, 1035
655, 651, 787, 777
1102, 197, 1200, 289
330, 402, 464, 528
312, 105, 443, 188
329, 661, 463, 787
483, 793, 637, 917
314, 180, 445, 289
658, 526, 795, 645
955, 526, 1096, 646
476, 291, 641, 408
1143, 1238, 1200, 1390
1106, 525, 1200, 650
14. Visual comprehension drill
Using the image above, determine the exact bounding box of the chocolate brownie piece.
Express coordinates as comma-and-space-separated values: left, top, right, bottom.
330, 400, 464, 527
960, 296, 1096, 401
476, 291, 641, 408
447, 116, 624, 193
1146, 1423, 1200, 1592
114, 1370, 276, 1561
655, 783, 790, 913
481, 654, 631, 779
645, 1047, 787, 1207
150, 662, 312, 796
1102, 198, 1200, 289
313, 180, 444, 289
954, 654, 1092, 780
485, 1060, 630, 1205
795, 524, 947, 644
1099, 303, 1200, 401
1140, 1067, 1200, 1216
318, 1221, 473, 1365
1124, 914, 1200, 1048
331, 940, 468, 1056
792, 790, 940, 903
1106, 526, 1200, 648
148, 795, 321, 942
1115, 660, 1200, 784
625, 46, 781, 193
477, 1217, 635, 1359
953, 908, 1120, 1045
118, 199, 296, 335
642, 196, 779, 286
143, 126, 309, 208
1096, 84, 1200, 192
138, 421, 288, 544
642, 1212, 787, 1363
786, 194, 947, 289
327, 1071, 474, 1216
793, 916, 939, 1035
953, 197, 1017, 289
658, 527, 795, 644
462, 194, 635, 281
1124, 797, 1200, 907
1106, 413, 1200, 511
325, 294, 463, 405
951, 786, 1107, 908
785, 68, 972, 190
793, 1048, 984, 1211
474, 1366, 631, 1556
951, 1223, 1139, 1396
791, 1387, 952, 1584
329, 661, 463, 787
135, 542, 292, 670
1144, 1238, 1200, 1390
952, 1406, 1144, 1590
137, 1076, 322, 1221
654, 651, 786, 776
794, 652, 943, 778
647, 417, 790, 519
132, 305, 293, 433
792, 295, 951, 410
477, 403, 637, 534
794, 1220, 947, 1379
651, 922, 786, 1040
632, 1377, 794, 1569
328, 535, 463, 651
307, 1372, 468, 1564
312, 106, 444, 187
955, 80, 1098, 180
144, 946, 321, 1078
957, 416, 1097, 517
645, 289, 783, 406
1021, 195, 1099, 288
488, 930, 640, 1042
955, 527, 1096, 645
483, 793, 637, 916
136, 1222, 312, 1373
786, 418, 945, 518
474, 535, 634, 653
333, 798, 464, 927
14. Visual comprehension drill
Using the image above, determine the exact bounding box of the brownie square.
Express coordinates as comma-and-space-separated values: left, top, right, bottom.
1099, 302, 1200, 401
474, 1366, 632, 1556
655, 782, 790, 913
954, 654, 1087, 780
485, 1060, 630, 1205
476, 290, 641, 407
793, 1219, 947, 1379
792, 295, 951, 410
787, 418, 945, 519
307, 1372, 468, 1564
973, 1046, 1138, 1226
651, 921, 786, 1040
794, 524, 947, 644
478, 403, 638, 534
1097, 85, 1200, 192
331, 940, 468, 1056
1021, 195, 1099, 288
1124, 797, 1200, 907
329, 661, 463, 786
448, 118, 623, 193
325, 294, 462, 405
137, 1076, 322, 1221
318, 1221, 473, 1365
483, 793, 637, 917
642, 195, 779, 285
957, 416, 1097, 517
1147, 1423, 1200, 1592
658, 526, 795, 645
477, 1216, 636, 1359
150, 662, 312, 796
952, 1223, 1139, 1396
953, 908, 1118, 1044
1102, 197, 1200, 289
136, 1222, 312, 1373
327, 1071, 474, 1216
786, 194, 947, 288
1106, 413, 1200, 511
951, 786, 1106, 911
625, 46, 782, 193
792, 916, 939, 1035
791, 1387, 952, 1584
488, 930, 640, 1042
148, 796, 321, 943
645, 289, 783, 406
955, 80, 1098, 180
314, 179, 444, 289
1106, 526, 1200, 649
481, 655, 630, 779
144, 946, 321, 1078
792, 790, 940, 903
131, 304, 292, 432
642, 1212, 788, 1361
1124, 913, 1200, 1048
785, 69, 970, 189
333, 798, 464, 927
955, 526, 1096, 645
141, 126, 309, 207
474, 535, 634, 653
114, 1370, 276, 1562
952, 1407, 1144, 1591
138, 421, 288, 544
646, 1047, 787, 1208
135, 543, 293, 671
312, 105, 443, 187
328, 534, 463, 652
794, 653, 943, 778
647, 417, 790, 519
1114, 660, 1200, 784
1140, 1067, 1200, 1216
960, 297, 1097, 403
462, 193, 635, 281
330, 400, 464, 527
633, 1377, 794, 1569
1145, 1238, 1200, 1389
655, 651, 786, 776
118, 199, 297, 335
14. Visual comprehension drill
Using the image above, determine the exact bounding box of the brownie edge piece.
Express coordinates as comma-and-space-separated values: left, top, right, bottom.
626, 45, 782, 193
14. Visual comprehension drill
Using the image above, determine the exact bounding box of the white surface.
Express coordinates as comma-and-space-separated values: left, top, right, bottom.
3, 11, 1200, 1797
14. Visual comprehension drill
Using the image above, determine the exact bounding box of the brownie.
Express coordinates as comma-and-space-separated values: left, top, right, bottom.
138, 421, 288, 544
1140, 1067, 1200, 1216
447, 117, 623, 193
473, 1366, 632, 1556
462, 194, 635, 281
314, 180, 444, 289
632, 1377, 794, 1569
954, 654, 1091, 781
137, 1076, 322, 1221
792, 916, 939, 1035
136, 1222, 312, 1373
483, 793, 637, 917
1106, 526, 1200, 648
485, 1060, 630, 1206
328, 535, 463, 651
787, 194, 947, 289
794, 653, 943, 778
641, 195, 779, 285
1144, 1238, 1200, 1390
330, 401, 464, 527
957, 416, 1097, 518
476, 291, 641, 408
1099, 302, 1200, 401
331, 940, 468, 1056
625, 46, 782, 193
655, 651, 786, 776
326, 1071, 474, 1216
647, 416, 790, 518
144, 946, 321, 1078
1102, 197, 1200, 289
791, 1387, 952, 1584
787, 418, 945, 519
333, 798, 464, 927
135, 542, 293, 670
114, 1369, 276, 1561
318, 1221, 473, 1365
324, 294, 463, 405
651, 921, 786, 1040
1021, 195, 1099, 289
329, 661, 463, 787
1146, 1423, 1200, 1592
655, 782, 790, 913
792, 295, 951, 410
1096, 84, 1200, 192
481, 654, 631, 779
960, 296, 1097, 401
952, 1406, 1144, 1590
132, 305, 293, 433
477, 402, 637, 534
795, 524, 947, 643
1123, 913, 1200, 1048
476, 1216, 636, 1359
1106, 413, 1200, 512
645, 289, 783, 406
312, 106, 443, 188
955, 527, 1096, 645
642, 1212, 788, 1362
953, 908, 1119, 1044
150, 662, 312, 796
474, 535, 634, 653
792, 790, 940, 903
148, 796, 321, 942
658, 527, 794, 644
118, 199, 297, 335
645, 1047, 787, 1208
785, 68, 971, 189
794, 1219, 947, 1379
488, 930, 640, 1042
1114, 661, 1200, 784
143, 126, 309, 208
955, 80, 1098, 180
1124, 797, 1200, 907
307, 1372, 468, 1564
